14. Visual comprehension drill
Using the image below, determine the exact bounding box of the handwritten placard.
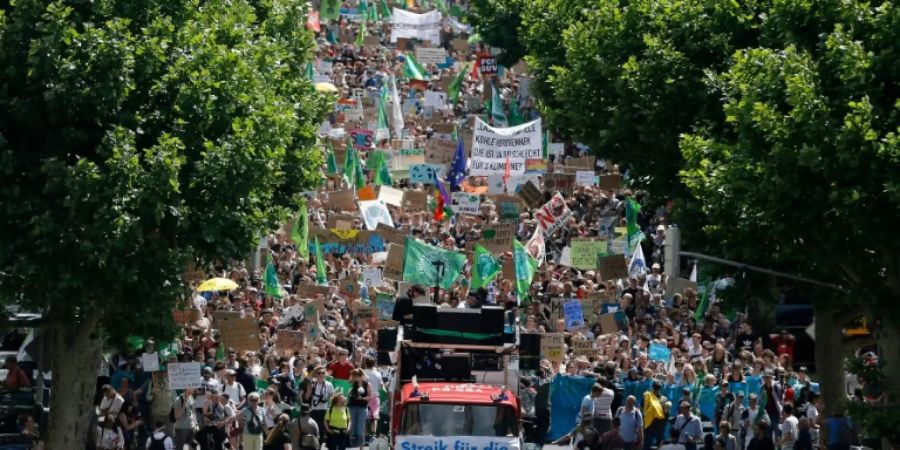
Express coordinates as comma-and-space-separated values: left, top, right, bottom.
140, 353, 160, 372
598, 254, 629, 281
214, 311, 261, 352
277, 330, 305, 356
167, 362, 202, 390
383, 244, 405, 280
541, 333, 565, 362
572, 338, 594, 357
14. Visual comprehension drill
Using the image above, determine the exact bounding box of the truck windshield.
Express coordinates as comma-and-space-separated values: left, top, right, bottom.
400, 403, 518, 437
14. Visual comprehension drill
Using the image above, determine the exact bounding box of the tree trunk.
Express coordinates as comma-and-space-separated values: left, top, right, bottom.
813, 302, 845, 416
876, 323, 900, 449
45, 311, 102, 450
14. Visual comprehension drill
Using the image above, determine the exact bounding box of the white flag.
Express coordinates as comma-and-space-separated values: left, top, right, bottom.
629, 243, 647, 277
389, 74, 404, 139
689, 261, 698, 282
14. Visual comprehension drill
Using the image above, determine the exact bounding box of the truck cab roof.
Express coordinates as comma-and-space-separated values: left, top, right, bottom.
400, 382, 519, 409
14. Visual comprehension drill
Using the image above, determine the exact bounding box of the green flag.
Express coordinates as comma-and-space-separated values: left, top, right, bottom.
491, 83, 508, 126
508, 96, 524, 126
375, 88, 390, 140
315, 236, 327, 285
326, 143, 339, 173
513, 239, 539, 296
625, 197, 642, 249
358, 0, 368, 14
292, 201, 309, 258
379, 0, 392, 17
355, 19, 367, 47
264, 254, 283, 298
471, 244, 501, 290
403, 52, 428, 80
320, 0, 341, 21
375, 157, 393, 186
402, 237, 466, 290
343, 139, 358, 184
354, 153, 367, 188
448, 63, 469, 104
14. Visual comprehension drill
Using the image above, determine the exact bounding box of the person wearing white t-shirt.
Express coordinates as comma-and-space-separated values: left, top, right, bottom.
780, 404, 799, 450
222, 369, 247, 409
592, 377, 615, 435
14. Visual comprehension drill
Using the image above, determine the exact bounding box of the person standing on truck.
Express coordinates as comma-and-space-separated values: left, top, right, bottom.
3, 356, 30, 389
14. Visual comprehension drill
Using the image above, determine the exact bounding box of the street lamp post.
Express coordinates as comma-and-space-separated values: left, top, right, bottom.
431, 260, 445, 304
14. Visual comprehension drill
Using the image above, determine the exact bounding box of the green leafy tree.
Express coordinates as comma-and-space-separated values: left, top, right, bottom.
517, 0, 767, 196
0, 0, 327, 447
680, 1, 899, 440
467, 0, 526, 67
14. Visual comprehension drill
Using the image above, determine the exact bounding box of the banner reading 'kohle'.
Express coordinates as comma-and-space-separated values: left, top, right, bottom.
470, 118, 542, 176
391, 9, 442, 44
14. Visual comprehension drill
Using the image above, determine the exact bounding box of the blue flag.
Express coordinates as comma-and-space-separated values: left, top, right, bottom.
448, 131, 467, 191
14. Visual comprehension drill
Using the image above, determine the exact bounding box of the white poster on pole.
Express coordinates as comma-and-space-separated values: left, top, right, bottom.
167, 362, 202, 390
358, 200, 395, 230
391, 9, 442, 44
450, 192, 481, 214
470, 118, 542, 176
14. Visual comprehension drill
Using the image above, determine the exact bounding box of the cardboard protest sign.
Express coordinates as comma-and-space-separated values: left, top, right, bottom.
543, 173, 576, 194
598, 313, 619, 335
375, 223, 406, 245
665, 278, 698, 300
339, 277, 360, 299
572, 338, 594, 357
424, 138, 456, 165
541, 333, 565, 362
296, 283, 331, 299
358, 200, 394, 230
276, 330, 305, 356
570, 239, 608, 270
364, 35, 380, 47
402, 190, 428, 210
598, 174, 623, 190
353, 305, 376, 323
450, 192, 480, 215
383, 244, 405, 280
308, 229, 386, 254
328, 190, 357, 211
376, 292, 396, 320
451, 38, 470, 52
479, 223, 515, 254
533, 193, 573, 236
598, 254, 629, 281
518, 180, 545, 208
575, 171, 597, 186
567, 155, 596, 169
378, 185, 405, 207
362, 267, 383, 289
167, 362, 202, 390
214, 311, 260, 352
564, 299, 585, 330
327, 213, 359, 230
470, 118, 543, 176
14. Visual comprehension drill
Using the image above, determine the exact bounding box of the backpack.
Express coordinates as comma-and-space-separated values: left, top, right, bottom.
246, 410, 265, 435
148, 434, 169, 450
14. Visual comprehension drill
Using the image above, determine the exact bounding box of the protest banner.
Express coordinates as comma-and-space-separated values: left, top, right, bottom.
424, 138, 456, 165
140, 353, 160, 372
572, 338, 594, 357
564, 299, 585, 330
575, 171, 597, 186
533, 193, 573, 236
308, 229, 386, 254
167, 362, 202, 390
541, 333, 565, 362
377, 185, 404, 207
479, 223, 515, 254
543, 173, 576, 194
402, 190, 428, 210
276, 330, 305, 356
518, 180, 545, 208
450, 192, 480, 214
362, 267, 383, 288
598, 254, 629, 281
213, 311, 260, 352
598, 174, 623, 190
415, 47, 448, 66
326, 213, 359, 230
469, 118, 543, 176
570, 239, 608, 270
382, 244, 405, 280
390, 9, 442, 44
567, 155, 596, 169
649, 342, 672, 363
358, 200, 394, 230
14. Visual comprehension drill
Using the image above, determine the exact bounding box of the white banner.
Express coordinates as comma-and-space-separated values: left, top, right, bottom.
391, 9, 442, 44
395, 436, 519, 450
358, 200, 395, 230
470, 118, 542, 176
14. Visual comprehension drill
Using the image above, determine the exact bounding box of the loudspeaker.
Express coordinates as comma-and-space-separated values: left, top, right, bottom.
376, 351, 392, 366
437, 309, 481, 333
412, 304, 437, 329
440, 353, 472, 381
377, 328, 398, 351
480, 306, 505, 335
519, 333, 541, 370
